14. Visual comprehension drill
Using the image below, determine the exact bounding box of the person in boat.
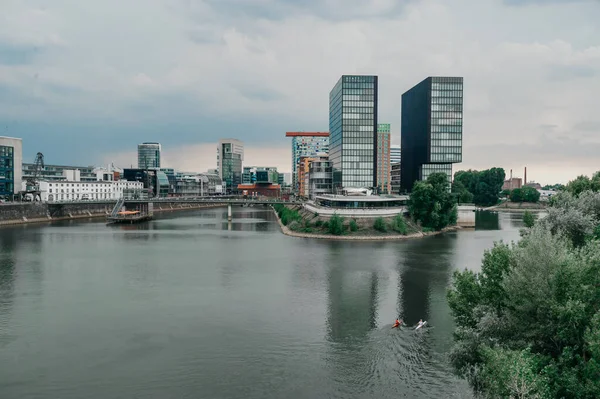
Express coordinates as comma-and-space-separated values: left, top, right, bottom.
392, 318, 403, 328
416, 319, 425, 329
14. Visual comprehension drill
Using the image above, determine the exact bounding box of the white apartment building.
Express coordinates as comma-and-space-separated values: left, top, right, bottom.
40, 180, 143, 202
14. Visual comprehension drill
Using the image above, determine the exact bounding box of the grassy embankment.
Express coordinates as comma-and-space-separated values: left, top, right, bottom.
272, 204, 422, 237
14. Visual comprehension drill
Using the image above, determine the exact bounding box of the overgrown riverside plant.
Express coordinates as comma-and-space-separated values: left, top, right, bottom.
522, 210, 535, 228
408, 172, 457, 231
327, 213, 344, 235
373, 217, 387, 232
447, 188, 600, 399
391, 214, 408, 235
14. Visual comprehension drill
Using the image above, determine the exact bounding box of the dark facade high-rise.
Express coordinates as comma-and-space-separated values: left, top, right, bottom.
400, 77, 463, 192
329, 75, 378, 192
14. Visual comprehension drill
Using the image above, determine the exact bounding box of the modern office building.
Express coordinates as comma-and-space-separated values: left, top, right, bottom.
376, 123, 391, 193
23, 163, 97, 183
137, 142, 161, 169
242, 166, 279, 185
391, 162, 401, 194
122, 168, 170, 197
285, 132, 329, 191
308, 156, 332, 199
329, 75, 378, 192
391, 145, 401, 165
217, 139, 244, 193
400, 76, 463, 192
0, 136, 22, 198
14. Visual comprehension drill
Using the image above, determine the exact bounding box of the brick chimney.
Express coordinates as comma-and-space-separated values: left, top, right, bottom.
524, 167, 527, 186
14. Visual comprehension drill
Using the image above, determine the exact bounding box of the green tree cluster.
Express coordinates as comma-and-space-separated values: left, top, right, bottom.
447, 189, 600, 398
273, 204, 302, 226
522, 210, 535, 228
453, 168, 506, 207
565, 172, 600, 196
408, 172, 457, 231
510, 186, 541, 203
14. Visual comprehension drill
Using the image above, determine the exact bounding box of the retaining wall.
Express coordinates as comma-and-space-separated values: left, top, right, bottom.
0, 201, 226, 227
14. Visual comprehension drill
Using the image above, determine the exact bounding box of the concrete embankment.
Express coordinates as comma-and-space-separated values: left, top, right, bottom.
271, 206, 459, 241
0, 202, 225, 227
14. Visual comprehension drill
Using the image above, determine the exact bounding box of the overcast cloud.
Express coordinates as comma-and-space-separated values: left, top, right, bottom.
1, 0, 599, 184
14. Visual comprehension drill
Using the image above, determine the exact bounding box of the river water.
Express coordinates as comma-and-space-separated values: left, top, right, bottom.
0, 207, 524, 399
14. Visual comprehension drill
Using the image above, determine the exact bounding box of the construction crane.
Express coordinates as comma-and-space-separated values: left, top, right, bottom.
21, 152, 44, 201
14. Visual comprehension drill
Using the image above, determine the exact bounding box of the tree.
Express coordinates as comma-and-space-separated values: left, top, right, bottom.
447, 190, 600, 398
452, 180, 474, 204
328, 213, 345, 235
373, 217, 387, 232
454, 168, 506, 207
409, 172, 457, 230
564, 172, 600, 196
523, 210, 535, 228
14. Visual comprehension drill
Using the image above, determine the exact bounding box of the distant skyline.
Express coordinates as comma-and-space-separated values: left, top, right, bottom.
1, 0, 599, 184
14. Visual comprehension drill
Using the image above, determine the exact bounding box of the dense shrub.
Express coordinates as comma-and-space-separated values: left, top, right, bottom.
328, 214, 345, 235
391, 214, 408, 235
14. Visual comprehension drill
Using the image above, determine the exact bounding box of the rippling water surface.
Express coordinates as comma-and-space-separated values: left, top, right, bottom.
0, 207, 524, 398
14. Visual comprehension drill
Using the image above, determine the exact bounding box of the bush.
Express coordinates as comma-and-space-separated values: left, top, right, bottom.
328, 214, 345, 235
510, 186, 540, 203
374, 217, 387, 232
315, 220, 323, 228
288, 221, 301, 231
447, 191, 600, 398
522, 210, 535, 228
391, 214, 408, 235
349, 219, 358, 232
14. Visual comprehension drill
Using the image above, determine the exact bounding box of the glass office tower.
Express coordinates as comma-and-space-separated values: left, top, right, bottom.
217, 139, 244, 193
329, 75, 378, 192
400, 76, 463, 192
137, 142, 161, 169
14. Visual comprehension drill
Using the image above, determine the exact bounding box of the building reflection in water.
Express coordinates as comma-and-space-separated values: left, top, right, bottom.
396, 234, 457, 327
325, 242, 379, 344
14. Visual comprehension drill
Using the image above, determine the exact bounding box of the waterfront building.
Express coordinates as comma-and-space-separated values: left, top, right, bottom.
278, 173, 292, 187
285, 132, 329, 192
174, 172, 224, 196
93, 164, 123, 182
391, 162, 401, 194
297, 156, 313, 198
305, 193, 408, 218
376, 123, 391, 194
41, 180, 143, 202
391, 145, 401, 165
242, 166, 279, 185
237, 183, 280, 198
137, 142, 161, 169
122, 168, 170, 197
23, 163, 97, 183
400, 76, 463, 192
308, 156, 332, 199
217, 139, 244, 193
0, 136, 22, 198
329, 75, 378, 192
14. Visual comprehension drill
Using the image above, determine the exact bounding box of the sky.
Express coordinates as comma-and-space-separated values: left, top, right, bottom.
1, 0, 599, 184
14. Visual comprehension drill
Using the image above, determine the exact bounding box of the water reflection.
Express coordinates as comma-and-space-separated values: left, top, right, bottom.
475, 211, 499, 230
397, 235, 456, 326
325, 242, 379, 343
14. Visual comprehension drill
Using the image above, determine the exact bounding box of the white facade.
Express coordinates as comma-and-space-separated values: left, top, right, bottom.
40, 180, 143, 202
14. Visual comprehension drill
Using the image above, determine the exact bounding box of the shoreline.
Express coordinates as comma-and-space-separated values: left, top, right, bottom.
0, 203, 226, 228
271, 206, 460, 241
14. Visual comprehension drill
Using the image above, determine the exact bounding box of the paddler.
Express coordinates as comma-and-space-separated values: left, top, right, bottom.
392, 318, 403, 328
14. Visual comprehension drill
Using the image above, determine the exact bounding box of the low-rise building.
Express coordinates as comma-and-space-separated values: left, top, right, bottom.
41, 180, 143, 202
174, 172, 224, 196
242, 166, 279, 185
23, 163, 97, 182
502, 177, 522, 191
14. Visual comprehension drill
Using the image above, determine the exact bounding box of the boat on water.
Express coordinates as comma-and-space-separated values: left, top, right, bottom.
106, 210, 152, 225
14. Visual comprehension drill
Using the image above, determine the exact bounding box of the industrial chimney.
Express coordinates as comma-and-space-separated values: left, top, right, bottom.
524, 167, 527, 186
510, 169, 513, 180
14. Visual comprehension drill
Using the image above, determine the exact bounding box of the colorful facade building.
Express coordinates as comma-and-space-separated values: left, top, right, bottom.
285, 132, 329, 192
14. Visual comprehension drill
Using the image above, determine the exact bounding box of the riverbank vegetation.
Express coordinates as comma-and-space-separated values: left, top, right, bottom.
447, 188, 600, 398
